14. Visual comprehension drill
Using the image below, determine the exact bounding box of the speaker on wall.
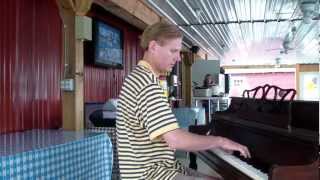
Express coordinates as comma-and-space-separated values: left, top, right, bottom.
190, 46, 200, 54
76, 16, 92, 41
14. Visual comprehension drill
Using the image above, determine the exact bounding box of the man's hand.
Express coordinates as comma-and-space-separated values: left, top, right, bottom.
217, 137, 251, 158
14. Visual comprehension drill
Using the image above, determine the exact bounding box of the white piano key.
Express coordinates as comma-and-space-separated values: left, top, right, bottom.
210, 149, 268, 180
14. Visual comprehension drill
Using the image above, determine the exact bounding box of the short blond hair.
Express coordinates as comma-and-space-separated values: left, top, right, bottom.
140, 22, 183, 50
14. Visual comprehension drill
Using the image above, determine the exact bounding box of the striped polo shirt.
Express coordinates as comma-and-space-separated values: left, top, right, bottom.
116, 61, 185, 180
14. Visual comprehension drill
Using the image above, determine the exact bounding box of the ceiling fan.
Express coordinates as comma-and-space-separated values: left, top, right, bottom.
299, 0, 320, 24
266, 26, 298, 54
267, 1, 319, 54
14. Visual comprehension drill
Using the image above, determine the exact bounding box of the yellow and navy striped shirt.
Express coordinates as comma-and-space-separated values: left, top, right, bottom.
116, 61, 185, 180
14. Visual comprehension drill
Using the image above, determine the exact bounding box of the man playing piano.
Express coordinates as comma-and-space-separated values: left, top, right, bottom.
116, 21, 250, 180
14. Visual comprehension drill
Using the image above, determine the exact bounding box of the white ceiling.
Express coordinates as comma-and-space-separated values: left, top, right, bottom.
145, 0, 320, 66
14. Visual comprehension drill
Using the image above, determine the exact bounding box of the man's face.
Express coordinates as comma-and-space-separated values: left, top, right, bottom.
151, 38, 182, 74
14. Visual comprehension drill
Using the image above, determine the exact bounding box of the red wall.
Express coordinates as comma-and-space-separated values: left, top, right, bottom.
229, 72, 295, 99
0, 0, 62, 133
85, 4, 143, 102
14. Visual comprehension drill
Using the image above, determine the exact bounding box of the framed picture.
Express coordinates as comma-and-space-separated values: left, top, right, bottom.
299, 72, 319, 100
94, 20, 123, 68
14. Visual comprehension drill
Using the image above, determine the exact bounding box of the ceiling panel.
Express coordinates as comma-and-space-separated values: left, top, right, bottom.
146, 0, 319, 65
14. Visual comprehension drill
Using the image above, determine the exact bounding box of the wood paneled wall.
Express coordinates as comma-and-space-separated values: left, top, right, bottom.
84, 4, 143, 102
0, 0, 62, 133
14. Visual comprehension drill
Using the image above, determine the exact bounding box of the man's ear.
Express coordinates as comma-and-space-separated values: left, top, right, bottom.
148, 40, 158, 53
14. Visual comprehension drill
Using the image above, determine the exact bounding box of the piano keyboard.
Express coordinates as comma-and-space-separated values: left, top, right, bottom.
210, 149, 268, 180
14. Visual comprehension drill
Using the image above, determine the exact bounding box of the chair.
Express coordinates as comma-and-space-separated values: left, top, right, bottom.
172, 107, 196, 159
242, 84, 296, 101
85, 102, 119, 179
172, 107, 206, 160
88, 127, 119, 180
172, 107, 207, 128
172, 107, 197, 129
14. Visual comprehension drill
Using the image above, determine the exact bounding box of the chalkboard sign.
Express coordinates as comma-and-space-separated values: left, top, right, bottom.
94, 20, 123, 68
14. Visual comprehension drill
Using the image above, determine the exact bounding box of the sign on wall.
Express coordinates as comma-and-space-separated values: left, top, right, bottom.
299, 72, 319, 101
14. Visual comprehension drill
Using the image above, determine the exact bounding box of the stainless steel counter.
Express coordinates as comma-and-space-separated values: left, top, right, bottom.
192, 96, 230, 123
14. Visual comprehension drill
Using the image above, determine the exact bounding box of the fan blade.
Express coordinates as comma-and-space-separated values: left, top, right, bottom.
266, 48, 282, 51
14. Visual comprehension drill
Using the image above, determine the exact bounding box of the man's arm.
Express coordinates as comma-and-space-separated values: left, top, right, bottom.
162, 128, 251, 158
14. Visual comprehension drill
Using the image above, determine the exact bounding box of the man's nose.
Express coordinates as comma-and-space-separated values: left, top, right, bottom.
175, 55, 181, 62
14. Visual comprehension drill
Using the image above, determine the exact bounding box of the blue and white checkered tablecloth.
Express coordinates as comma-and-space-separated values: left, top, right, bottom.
0, 129, 113, 180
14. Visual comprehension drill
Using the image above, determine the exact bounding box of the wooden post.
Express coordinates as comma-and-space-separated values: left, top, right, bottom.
181, 52, 195, 107
56, 0, 93, 130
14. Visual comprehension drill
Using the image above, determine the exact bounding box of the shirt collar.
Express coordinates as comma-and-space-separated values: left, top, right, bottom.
138, 60, 160, 77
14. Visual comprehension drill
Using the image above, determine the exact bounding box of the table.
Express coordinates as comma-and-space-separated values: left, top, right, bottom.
0, 129, 113, 179
192, 96, 230, 123
88, 127, 119, 179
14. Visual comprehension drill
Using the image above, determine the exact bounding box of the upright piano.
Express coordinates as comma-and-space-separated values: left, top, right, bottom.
189, 96, 319, 180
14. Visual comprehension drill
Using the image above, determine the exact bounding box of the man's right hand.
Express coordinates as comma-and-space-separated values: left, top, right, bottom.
217, 136, 251, 158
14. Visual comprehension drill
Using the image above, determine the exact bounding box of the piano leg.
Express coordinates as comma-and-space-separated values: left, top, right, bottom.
188, 125, 210, 170
189, 152, 198, 170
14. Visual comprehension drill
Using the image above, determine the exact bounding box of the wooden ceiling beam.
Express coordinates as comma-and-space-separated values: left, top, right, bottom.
94, 0, 161, 30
